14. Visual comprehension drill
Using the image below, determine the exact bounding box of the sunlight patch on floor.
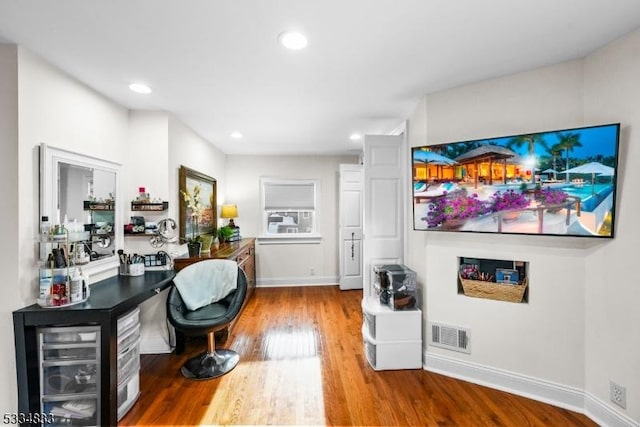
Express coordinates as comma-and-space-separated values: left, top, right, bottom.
201, 358, 326, 425
261, 326, 322, 360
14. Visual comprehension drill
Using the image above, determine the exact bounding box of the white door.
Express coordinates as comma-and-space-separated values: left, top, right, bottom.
363, 134, 406, 298
339, 164, 363, 290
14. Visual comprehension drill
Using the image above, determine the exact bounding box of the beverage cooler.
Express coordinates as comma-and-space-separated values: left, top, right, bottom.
37, 307, 141, 425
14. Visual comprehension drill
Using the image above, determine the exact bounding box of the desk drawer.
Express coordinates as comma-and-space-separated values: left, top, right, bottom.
235, 245, 253, 265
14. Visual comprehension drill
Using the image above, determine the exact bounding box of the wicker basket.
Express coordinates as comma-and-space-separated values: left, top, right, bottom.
459, 274, 527, 303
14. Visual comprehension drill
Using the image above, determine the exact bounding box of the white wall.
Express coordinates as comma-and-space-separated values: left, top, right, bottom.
168, 114, 227, 209
3, 46, 130, 414
124, 111, 229, 354
405, 97, 428, 307
3, 46, 230, 414
124, 111, 172, 354
419, 58, 588, 386
583, 29, 640, 424
409, 32, 639, 425
226, 154, 357, 285
0, 44, 20, 416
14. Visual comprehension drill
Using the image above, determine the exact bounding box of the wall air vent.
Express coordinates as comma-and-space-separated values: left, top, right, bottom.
429, 322, 470, 354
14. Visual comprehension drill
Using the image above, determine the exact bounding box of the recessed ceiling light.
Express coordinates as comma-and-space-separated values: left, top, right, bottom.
278, 31, 308, 50
349, 133, 362, 141
230, 132, 243, 139
128, 83, 152, 94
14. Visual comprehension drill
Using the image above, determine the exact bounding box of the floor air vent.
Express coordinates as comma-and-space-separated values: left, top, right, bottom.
430, 322, 470, 354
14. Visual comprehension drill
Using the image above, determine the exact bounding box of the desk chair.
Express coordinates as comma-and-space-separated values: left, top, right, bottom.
167, 261, 247, 379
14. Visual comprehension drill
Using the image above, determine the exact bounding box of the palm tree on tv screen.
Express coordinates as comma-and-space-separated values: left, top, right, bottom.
507, 134, 548, 181
555, 132, 583, 181
546, 142, 564, 180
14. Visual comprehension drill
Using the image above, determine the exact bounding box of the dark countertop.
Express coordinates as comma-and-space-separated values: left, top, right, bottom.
14, 270, 176, 320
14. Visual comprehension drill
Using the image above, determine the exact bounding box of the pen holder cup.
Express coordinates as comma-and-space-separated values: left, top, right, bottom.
120, 263, 145, 276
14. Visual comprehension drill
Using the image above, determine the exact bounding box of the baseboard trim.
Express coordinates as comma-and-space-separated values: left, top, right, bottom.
257, 276, 338, 287
140, 336, 172, 354
424, 352, 584, 412
424, 352, 639, 427
584, 391, 639, 427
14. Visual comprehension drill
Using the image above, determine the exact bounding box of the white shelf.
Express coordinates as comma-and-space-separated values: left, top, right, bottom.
362, 297, 421, 342
361, 296, 423, 371
362, 325, 422, 371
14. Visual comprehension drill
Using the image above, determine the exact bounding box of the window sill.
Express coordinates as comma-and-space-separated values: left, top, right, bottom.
257, 234, 322, 245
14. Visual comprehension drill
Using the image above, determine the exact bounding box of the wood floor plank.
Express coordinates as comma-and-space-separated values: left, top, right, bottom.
121, 286, 597, 426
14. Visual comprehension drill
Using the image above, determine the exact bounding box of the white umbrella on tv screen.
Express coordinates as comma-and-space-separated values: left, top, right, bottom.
413, 150, 458, 165
413, 150, 457, 181
542, 168, 559, 180
564, 161, 615, 194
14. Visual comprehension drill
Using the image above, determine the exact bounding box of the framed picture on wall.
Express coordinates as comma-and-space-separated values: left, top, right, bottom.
178, 165, 217, 242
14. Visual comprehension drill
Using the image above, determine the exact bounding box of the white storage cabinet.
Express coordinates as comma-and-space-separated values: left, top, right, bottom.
361, 297, 422, 370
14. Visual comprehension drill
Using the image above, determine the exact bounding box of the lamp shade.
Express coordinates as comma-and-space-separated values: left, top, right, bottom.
220, 204, 238, 219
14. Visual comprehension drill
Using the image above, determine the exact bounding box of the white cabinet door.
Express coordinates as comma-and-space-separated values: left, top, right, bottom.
339, 164, 363, 290
363, 135, 405, 297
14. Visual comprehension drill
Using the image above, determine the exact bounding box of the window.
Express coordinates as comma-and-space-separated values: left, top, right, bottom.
260, 178, 320, 242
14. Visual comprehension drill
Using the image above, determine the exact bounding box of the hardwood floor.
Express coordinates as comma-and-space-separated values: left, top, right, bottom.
121, 286, 596, 426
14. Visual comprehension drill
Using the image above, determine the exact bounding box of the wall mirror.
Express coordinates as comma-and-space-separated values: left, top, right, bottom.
40, 143, 123, 278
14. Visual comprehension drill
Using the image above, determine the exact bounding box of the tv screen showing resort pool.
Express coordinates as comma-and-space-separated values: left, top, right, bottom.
412, 123, 620, 238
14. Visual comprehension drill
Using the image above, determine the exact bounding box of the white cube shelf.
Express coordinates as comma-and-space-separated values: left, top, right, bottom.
361, 296, 422, 370
362, 325, 422, 370
362, 296, 421, 341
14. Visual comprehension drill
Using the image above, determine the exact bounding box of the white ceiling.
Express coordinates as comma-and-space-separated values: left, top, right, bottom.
1, 1, 640, 156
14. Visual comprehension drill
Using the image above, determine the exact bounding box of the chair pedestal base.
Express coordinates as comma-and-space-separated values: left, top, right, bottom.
180, 349, 240, 380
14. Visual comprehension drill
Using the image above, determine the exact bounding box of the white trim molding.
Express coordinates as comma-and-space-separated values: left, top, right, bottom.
424, 351, 639, 427
257, 235, 321, 245
584, 392, 639, 427
257, 276, 338, 287
424, 352, 584, 412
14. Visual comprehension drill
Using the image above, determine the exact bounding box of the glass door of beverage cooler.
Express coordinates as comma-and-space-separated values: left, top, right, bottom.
38, 326, 101, 426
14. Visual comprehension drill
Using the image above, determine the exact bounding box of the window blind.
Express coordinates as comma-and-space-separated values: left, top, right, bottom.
264, 182, 315, 210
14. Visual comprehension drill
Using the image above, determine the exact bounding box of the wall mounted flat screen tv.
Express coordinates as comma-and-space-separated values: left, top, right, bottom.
412, 123, 620, 238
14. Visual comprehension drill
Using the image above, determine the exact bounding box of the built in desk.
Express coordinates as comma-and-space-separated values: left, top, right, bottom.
13, 270, 175, 426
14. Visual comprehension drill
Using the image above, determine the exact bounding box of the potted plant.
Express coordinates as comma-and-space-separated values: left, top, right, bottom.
424, 191, 489, 229
534, 188, 569, 213
217, 225, 234, 243
535, 187, 569, 205
489, 189, 531, 221
180, 184, 203, 256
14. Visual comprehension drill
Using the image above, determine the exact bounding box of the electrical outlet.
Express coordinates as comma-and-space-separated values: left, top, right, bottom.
610, 381, 626, 409
310, 267, 315, 275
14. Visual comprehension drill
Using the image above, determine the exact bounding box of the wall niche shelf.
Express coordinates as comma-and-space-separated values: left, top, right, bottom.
458, 257, 529, 303
130, 201, 168, 211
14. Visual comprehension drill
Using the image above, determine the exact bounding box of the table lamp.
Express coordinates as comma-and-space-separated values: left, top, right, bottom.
220, 204, 238, 228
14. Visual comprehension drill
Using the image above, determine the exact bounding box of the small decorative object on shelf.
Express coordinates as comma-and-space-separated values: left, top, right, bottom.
187, 241, 202, 257
137, 186, 149, 202
38, 225, 92, 308
373, 264, 417, 311
220, 204, 238, 228
143, 251, 171, 269
38, 265, 89, 308
181, 184, 203, 254
130, 201, 168, 211
227, 227, 241, 242
84, 193, 115, 211
117, 250, 146, 276
217, 225, 234, 243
